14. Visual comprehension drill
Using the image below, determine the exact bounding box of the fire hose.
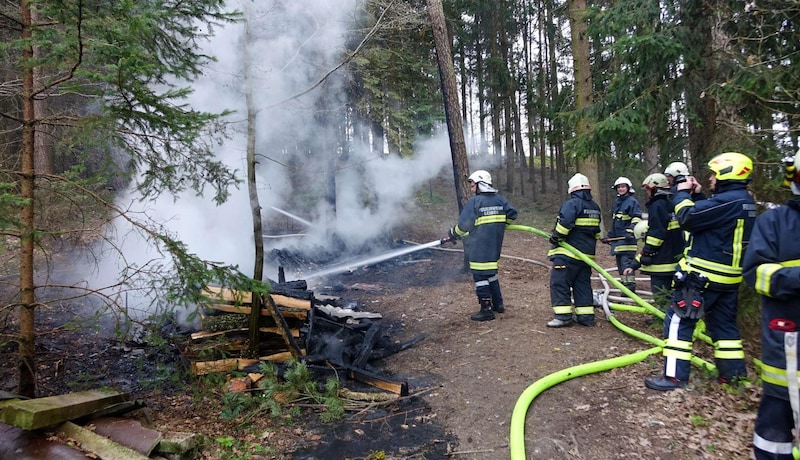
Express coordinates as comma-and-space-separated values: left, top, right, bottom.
505, 224, 718, 460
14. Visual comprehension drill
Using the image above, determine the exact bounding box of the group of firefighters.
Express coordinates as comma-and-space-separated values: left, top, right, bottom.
445, 152, 800, 459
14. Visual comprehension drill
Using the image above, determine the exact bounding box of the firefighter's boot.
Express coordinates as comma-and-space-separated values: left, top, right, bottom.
470, 298, 495, 322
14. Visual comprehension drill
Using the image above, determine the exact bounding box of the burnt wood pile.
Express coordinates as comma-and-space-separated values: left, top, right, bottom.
186, 279, 424, 395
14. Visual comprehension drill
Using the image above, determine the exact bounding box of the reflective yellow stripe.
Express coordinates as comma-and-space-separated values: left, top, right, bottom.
470, 261, 498, 271
755, 263, 781, 295
715, 339, 743, 349
663, 348, 692, 360
575, 217, 600, 226
687, 256, 742, 275
674, 198, 695, 213
632, 217, 642, 225
454, 225, 468, 237
715, 350, 745, 359
553, 305, 573, 314
555, 222, 570, 235
754, 259, 800, 297
731, 219, 745, 269
667, 220, 681, 230
575, 306, 594, 315
476, 215, 509, 225
613, 214, 632, 220
761, 363, 800, 387
645, 235, 664, 247
665, 338, 692, 350
614, 244, 638, 252
641, 263, 678, 274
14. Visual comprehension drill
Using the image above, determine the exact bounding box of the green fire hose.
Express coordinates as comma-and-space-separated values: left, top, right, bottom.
505, 225, 718, 460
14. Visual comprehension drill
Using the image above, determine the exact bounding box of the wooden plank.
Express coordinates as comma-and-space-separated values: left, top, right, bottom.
91, 417, 163, 456
190, 327, 300, 341
346, 367, 408, 396
190, 359, 238, 375
203, 303, 308, 319
189, 351, 307, 375
202, 287, 311, 310
264, 295, 303, 359
57, 421, 151, 460
0, 389, 129, 430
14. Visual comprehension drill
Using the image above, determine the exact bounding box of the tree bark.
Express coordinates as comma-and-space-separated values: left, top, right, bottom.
243, 6, 263, 358
427, 0, 470, 210
568, 0, 604, 217
18, 0, 37, 398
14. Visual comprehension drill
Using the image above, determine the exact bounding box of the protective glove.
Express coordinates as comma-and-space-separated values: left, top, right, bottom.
548, 233, 563, 247
599, 237, 610, 244
440, 236, 457, 245
672, 286, 705, 319
447, 227, 461, 241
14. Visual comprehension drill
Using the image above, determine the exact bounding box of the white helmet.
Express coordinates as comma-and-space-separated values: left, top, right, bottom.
568, 173, 591, 193
664, 161, 690, 178
612, 177, 634, 193
468, 170, 492, 186
641, 173, 669, 190
633, 220, 648, 240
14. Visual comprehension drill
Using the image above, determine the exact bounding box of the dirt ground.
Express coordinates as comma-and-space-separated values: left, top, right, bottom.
332, 219, 761, 460
0, 178, 763, 460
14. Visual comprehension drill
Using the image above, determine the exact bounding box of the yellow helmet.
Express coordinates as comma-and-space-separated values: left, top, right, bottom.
708, 152, 753, 181
633, 220, 648, 240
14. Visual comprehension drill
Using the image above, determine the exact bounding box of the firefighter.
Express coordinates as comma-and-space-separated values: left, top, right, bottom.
601, 177, 643, 293
446, 170, 518, 322
743, 153, 800, 460
664, 161, 691, 190
645, 152, 757, 391
623, 173, 686, 309
546, 173, 602, 328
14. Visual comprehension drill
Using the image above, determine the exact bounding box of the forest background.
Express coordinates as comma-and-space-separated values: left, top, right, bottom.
0, 0, 798, 456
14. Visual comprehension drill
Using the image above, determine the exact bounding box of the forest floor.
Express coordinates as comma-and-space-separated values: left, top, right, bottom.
0, 175, 763, 459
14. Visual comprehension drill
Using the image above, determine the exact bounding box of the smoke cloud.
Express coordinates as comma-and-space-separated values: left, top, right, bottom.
71, 0, 456, 316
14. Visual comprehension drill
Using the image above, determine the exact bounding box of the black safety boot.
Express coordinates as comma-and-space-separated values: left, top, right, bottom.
623, 282, 637, 294
644, 375, 687, 391
470, 298, 495, 321
576, 316, 595, 327
492, 303, 505, 313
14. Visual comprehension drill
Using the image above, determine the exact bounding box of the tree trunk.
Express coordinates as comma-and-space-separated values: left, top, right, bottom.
684, 0, 717, 174
18, 0, 37, 398
243, 7, 263, 358
568, 0, 604, 217
427, 0, 470, 210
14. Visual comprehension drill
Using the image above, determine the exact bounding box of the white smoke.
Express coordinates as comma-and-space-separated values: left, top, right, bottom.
72, 0, 455, 315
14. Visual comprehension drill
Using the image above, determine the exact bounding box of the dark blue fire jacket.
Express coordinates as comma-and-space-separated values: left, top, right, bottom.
607, 193, 642, 254
548, 190, 601, 259
453, 191, 517, 274
672, 181, 756, 289
637, 189, 685, 275
743, 199, 800, 400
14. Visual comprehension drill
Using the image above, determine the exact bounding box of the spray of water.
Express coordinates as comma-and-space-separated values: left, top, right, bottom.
300, 239, 444, 281
271, 207, 313, 227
